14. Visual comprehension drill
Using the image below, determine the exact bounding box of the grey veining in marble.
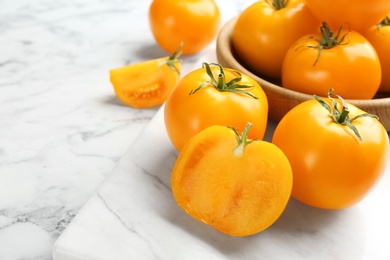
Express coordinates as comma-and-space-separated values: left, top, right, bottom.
53, 104, 390, 260
0, 0, 258, 259
0, 0, 157, 259
3, 0, 390, 259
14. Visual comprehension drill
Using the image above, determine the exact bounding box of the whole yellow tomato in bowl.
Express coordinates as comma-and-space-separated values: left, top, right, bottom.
216, 16, 390, 131
305, 0, 390, 32
232, 0, 319, 79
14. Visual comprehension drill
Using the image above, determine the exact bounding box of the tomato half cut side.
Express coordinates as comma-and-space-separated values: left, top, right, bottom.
171, 123, 293, 236
110, 55, 181, 108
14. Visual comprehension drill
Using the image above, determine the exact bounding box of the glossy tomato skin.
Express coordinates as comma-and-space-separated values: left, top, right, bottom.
362, 17, 390, 92
272, 99, 389, 209
164, 65, 268, 151
149, 0, 220, 55
232, 0, 319, 79
305, 0, 390, 32
282, 29, 381, 99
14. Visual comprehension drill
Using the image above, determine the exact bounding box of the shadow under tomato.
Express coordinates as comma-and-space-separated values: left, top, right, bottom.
264, 197, 367, 259
136, 107, 367, 258
133, 43, 169, 61
99, 94, 162, 114
159, 189, 367, 259
263, 119, 277, 142
100, 94, 125, 106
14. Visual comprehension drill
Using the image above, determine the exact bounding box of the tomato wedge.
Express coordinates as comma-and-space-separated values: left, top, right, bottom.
110, 49, 181, 108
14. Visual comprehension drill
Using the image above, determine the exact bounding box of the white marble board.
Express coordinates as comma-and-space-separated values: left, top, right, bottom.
52, 93, 390, 259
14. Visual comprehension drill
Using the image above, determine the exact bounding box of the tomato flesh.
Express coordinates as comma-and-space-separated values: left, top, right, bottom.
110, 57, 180, 108
172, 125, 293, 236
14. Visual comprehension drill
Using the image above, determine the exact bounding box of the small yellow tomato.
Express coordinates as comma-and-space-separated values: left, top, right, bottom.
232, 0, 319, 78
305, 0, 390, 32
362, 16, 390, 92
164, 62, 268, 151
149, 0, 220, 55
272, 89, 389, 209
282, 23, 381, 99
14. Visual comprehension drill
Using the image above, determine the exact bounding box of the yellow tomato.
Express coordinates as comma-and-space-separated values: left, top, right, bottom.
110, 50, 181, 108
306, 0, 390, 32
362, 16, 390, 92
164, 63, 268, 151
149, 0, 220, 55
272, 89, 389, 209
232, 0, 319, 78
282, 23, 381, 99
172, 123, 292, 236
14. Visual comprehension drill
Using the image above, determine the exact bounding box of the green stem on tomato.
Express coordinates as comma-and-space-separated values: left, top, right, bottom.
299, 22, 350, 66
378, 16, 390, 30
314, 89, 379, 141
189, 62, 258, 99
217, 73, 227, 91
269, 0, 289, 10
231, 122, 254, 157
166, 42, 182, 75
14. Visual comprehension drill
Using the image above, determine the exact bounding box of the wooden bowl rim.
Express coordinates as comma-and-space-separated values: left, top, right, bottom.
217, 17, 390, 107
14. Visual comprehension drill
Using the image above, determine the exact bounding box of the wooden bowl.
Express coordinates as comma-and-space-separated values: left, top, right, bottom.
216, 17, 390, 131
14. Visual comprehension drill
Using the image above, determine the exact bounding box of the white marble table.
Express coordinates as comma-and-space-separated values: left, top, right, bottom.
2, 0, 390, 259
0, 0, 258, 259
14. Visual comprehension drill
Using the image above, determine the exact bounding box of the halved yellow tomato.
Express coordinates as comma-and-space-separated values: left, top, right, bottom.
172, 123, 293, 236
